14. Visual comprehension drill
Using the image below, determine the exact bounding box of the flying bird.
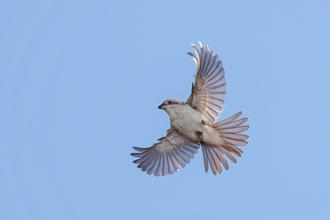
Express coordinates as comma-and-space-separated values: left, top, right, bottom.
131, 42, 249, 177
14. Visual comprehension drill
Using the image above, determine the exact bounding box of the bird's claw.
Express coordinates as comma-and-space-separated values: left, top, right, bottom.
201, 120, 210, 126
195, 130, 204, 140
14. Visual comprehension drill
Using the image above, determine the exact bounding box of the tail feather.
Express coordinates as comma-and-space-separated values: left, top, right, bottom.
201, 146, 210, 172
220, 148, 237, 163
202, 111, 250, 175
223, 137, 248, 147
215, 111, 243, 125
223, 133, 249, 141
202, 144, 226, 174
221, 125, 249, 133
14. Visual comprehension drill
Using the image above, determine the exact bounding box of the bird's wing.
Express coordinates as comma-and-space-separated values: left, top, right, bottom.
131, 129, 200, 177
186, 42, 226, 123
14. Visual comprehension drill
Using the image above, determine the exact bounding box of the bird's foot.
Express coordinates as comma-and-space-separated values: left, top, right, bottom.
195, 130, 204, 140
201, 120, 210, 126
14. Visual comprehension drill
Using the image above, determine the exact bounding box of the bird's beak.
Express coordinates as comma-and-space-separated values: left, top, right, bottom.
158, 104, 164, 109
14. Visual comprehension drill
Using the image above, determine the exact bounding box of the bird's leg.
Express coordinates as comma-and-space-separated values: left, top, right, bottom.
195, 130, 204, 141
201, 120, 211, 126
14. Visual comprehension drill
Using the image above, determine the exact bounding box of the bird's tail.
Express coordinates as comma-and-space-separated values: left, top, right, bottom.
201, 111, 249, 175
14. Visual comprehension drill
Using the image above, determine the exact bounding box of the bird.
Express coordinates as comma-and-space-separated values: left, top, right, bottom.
131, 42, 249, 177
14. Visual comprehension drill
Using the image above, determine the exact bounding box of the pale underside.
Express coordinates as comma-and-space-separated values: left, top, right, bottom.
131, 42, 249, 176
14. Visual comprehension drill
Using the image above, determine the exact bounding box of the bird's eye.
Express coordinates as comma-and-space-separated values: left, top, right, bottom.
168, 101, 172, 104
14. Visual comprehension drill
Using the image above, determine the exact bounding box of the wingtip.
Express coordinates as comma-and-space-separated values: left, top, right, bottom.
237, 111, 250, 123
132, 146, 146, 153
206, 44, 210, 52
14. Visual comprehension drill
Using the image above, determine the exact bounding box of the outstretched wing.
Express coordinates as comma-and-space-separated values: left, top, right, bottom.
131, 129, 200, 177
186, 42, 226, 123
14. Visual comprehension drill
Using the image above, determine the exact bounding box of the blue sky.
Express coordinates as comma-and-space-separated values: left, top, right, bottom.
1, 1, 330, 219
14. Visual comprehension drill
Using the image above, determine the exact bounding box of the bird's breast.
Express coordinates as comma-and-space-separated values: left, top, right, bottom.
169, 106, 208, 142
168, 105, 225, 146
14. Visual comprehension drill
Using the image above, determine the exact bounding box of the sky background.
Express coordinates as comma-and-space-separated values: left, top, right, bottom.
1, 1, 330, 219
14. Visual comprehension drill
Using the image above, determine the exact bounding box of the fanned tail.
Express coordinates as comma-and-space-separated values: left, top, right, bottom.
201, 111, 249, 175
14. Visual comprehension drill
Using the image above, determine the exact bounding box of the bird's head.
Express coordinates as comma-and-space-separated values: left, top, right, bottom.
158, 98, 184, 111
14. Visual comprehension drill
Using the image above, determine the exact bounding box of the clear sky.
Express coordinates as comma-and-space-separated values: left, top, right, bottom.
1, 1, 330, 219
